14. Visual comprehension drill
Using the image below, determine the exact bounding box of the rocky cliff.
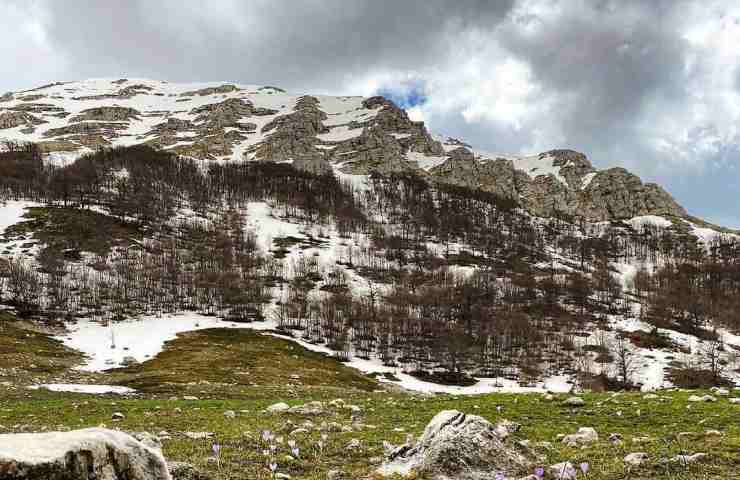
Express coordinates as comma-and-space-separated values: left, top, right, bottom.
0, 78, 686, 221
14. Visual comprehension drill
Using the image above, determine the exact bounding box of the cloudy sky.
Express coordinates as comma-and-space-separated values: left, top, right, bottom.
2, 0, 739, 226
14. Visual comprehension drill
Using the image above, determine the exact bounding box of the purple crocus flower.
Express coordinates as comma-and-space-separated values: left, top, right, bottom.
495, 472, 506, 480
534, 466, 545, 478
212, 442, 221, 457
580, 462, 590, 474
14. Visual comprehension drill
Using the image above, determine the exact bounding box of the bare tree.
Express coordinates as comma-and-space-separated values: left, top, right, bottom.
611, 334, 638, 387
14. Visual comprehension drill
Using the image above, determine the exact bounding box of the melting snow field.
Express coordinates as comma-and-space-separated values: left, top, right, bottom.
57, 313, 254, 371
28, 384, 136, 395
56, 312, 574, 394
0, 201, 33, 233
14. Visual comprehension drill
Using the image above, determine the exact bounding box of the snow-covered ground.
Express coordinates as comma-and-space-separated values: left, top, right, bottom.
57, 313, 252, 371
55, 311, 575, 394
28, 384, 136, 395
0, 200, 40, 256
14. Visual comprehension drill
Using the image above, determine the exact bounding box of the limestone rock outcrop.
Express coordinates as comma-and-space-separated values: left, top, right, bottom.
0, 427, 171, 480
378, 410, 531, 479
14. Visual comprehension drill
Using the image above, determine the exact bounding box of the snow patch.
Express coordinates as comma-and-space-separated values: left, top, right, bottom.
29, 384, 136, 395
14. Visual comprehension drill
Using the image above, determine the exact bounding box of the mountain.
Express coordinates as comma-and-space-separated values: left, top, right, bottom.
1, 78, 685, 221
0, 78, 739, 395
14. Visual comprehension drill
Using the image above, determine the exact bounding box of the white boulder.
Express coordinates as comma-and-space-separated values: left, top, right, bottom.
0, 428, 170, 480
563, 397, 585, 407
266, 402, 291, 414
624, 452, 649, 466
561, 427, 598, 446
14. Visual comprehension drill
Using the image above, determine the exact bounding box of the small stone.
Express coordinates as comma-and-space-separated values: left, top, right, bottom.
289, 401, 324, 416
266, 402, 291, 414
563, 397, 585, 407
346, 438, 361, 450
688, 394, 716, 402
562, 427, 598, 445
183, 396, 199, 401
224, 410, 236, 419
550, 461, 577, 479
327, 470, 344, 480
669, 453, 708, 465
111, 412, 125, 421
624, 452, 649, 466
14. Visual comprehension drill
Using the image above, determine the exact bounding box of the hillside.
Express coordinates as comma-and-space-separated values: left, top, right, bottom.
0, 78, 739, 397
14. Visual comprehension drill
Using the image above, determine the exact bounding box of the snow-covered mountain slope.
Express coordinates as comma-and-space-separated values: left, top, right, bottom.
1, 78, 687, 222
1, 78, 739, 395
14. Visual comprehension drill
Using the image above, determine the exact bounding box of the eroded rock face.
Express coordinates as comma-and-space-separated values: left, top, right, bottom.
378, 410, 531, 480
579, 168, 687, 220
429, 148, 686, 221
360, 96, 444, 157
252, 96, 331, 173
190, 98, 272, 130
0, 427, 171, 480
0, 111, 46, 130
429, 147, 480, 188
180, 84, 240, 97
71, 106, 141, 122
43, 122, 130, 139
331, 128, 411, 174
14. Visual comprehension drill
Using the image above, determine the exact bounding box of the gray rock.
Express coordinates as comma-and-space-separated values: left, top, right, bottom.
112, 412, 125, 421
688, 394, 716, 402
266, 402, 291, 414
669, 453, 708, 465
71, 106, 140, 122
0, 428, 170, 480
561, 427, 598, 446
0, 111, 46, 130
346, 438, 361, 450
131, 431, 162, 451
624, 452, 649, 466
549, 462, 577, 479
289, 401, 324, 416
326, 469, 344, 480
378, 410, 531, 479
563, 397, 585, 407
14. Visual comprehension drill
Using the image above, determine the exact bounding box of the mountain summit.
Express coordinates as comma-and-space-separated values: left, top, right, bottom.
0, 78, 685, 222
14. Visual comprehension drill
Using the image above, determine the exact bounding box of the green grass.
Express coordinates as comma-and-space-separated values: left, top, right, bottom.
1, 390, 738, 479
0, 319, 738, 479
0, 313, 81, 380
109, 328, 377, 396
